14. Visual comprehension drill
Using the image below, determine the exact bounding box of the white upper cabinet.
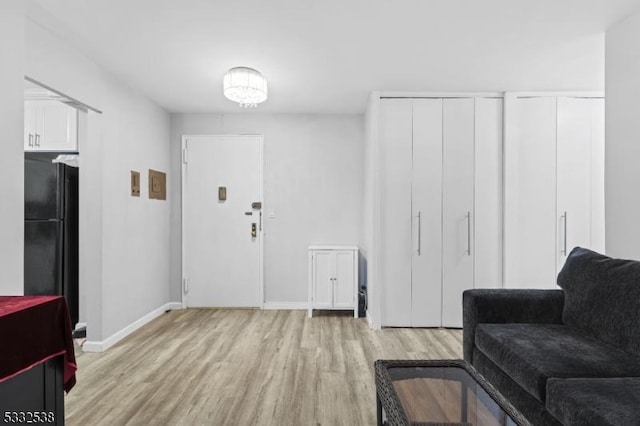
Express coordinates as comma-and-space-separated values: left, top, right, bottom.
504, 95, 605, 289
24, 100, 78, 152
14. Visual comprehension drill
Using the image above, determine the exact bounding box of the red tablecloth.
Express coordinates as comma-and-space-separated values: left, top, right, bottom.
0, 296, 77, 392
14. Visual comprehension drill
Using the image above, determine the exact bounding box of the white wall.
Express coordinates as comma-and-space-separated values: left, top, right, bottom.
100, 74, 171, 338
362, 95, 378, 327
170, 114, 363, 305
0, 2, 25, 295
25, 19, 171, 341
605, 12, 640, 260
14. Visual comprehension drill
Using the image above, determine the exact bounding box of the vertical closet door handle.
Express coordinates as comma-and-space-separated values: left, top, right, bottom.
561, 212, 568, 256
332, 277, 336, 307
466, 211, 471, 256
28, 134, 34, 147
417, 211, 422, 256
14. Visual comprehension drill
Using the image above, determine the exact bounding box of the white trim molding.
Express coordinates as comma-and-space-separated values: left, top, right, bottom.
82, 302, 182, 353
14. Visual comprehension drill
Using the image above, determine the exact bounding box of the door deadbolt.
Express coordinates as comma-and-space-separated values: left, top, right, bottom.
251, 223, 257, 238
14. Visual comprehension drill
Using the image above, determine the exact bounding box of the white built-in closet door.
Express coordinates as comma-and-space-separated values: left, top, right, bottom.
411, 99, 443, 327
442, 98, 475, 328
474, 98, 503, 289
557, 98, 592, 272
590, 99, 605, 254
379, 99, 413, 326
507, 97, 558, 289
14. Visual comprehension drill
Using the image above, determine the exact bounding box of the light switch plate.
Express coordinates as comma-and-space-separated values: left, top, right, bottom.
131, 170, 140, 197
148, 169, 166, 200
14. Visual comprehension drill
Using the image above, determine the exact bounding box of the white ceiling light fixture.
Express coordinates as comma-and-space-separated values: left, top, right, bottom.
223, 67, 268, 108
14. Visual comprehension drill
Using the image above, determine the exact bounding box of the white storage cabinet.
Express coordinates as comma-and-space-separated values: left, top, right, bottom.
308, 246, 359, 318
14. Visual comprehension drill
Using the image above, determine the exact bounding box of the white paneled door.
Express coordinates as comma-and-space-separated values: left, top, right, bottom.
411, 99, 443, 327
504, 95, 605, 289
474, 98, 503, 290
557, 98, 592, 272
589, 99, 605, 254
379, 99, 413, 327
377, 96, 502, 328
441, 98, 475, 328
509, 97, 558, 289
183, 135, 263, 308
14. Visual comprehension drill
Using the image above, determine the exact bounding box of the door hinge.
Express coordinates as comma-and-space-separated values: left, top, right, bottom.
183, 277, 189, 294
182, 147, 188, 164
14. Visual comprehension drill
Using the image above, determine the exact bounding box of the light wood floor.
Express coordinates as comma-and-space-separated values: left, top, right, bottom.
66, 309, 462, 425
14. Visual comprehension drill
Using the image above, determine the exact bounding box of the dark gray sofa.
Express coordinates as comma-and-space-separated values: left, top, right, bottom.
463, 247, 640, 425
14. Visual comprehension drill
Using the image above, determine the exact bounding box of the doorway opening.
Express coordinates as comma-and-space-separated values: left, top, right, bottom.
23, 78, 92, 345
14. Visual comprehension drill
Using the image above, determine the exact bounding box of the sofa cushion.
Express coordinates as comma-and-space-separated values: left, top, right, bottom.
546, 377, 640, 426
558, 247, 640, 356
475, 323, 640, 403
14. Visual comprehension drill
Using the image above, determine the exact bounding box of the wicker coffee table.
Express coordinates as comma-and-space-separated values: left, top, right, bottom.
375, 359, 531, 426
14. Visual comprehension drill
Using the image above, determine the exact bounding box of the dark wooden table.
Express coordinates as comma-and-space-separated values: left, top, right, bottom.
374, 359, 530, 426
0, 296, 77, 426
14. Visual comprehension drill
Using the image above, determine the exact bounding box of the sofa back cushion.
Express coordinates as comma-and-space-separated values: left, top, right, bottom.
558, 247, 640, 356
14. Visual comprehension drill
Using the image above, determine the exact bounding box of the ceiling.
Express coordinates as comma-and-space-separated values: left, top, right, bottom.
27, 0, 640, 114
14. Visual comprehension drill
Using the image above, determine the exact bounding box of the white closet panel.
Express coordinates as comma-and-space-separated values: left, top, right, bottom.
442, 98, 475, 328
557, 98, 592, 272
411, 99, 443, 327
379, 99, 413, 326
373, 94, 504, 329
504, 95, 604, 290
590, 99, 605, 253
510, 97, 557, 289
474, 98, 503, 289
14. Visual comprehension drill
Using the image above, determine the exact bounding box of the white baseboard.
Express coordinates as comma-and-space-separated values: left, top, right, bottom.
366, 310, 381, 330
262, 302, 308, 310
83, 302, 182, 353
165, 302, 183, 310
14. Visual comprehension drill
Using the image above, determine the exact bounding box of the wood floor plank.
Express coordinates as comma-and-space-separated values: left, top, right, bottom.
66, 309, 462, 425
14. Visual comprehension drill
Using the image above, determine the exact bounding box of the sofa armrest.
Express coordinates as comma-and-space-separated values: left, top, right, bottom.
463, 289, 564, 363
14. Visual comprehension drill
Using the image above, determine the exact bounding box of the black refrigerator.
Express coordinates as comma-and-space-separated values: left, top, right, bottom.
24, 152, 79, 327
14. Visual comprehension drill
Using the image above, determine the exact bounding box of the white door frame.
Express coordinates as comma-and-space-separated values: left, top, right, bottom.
181, 134, 265, 309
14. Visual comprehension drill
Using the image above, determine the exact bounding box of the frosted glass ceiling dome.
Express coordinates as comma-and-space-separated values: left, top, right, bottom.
223, 67, 268, 108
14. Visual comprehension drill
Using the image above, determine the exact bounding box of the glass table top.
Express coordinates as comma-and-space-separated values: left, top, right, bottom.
378, 362, 528, 426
